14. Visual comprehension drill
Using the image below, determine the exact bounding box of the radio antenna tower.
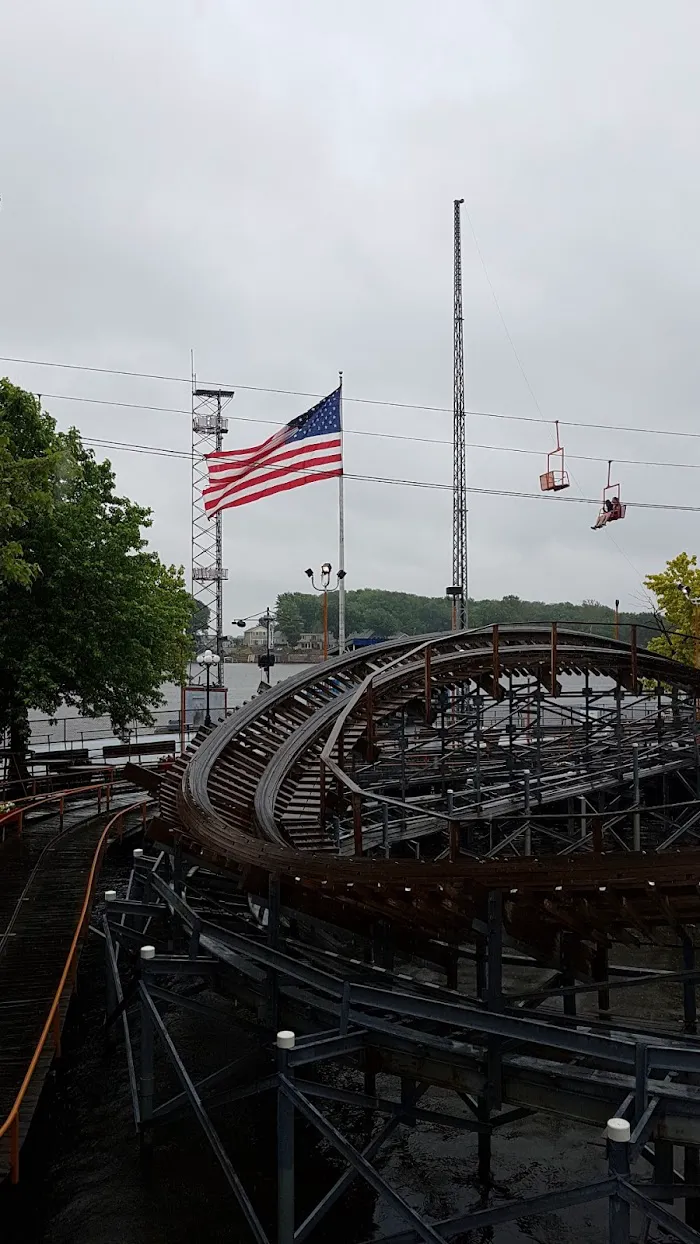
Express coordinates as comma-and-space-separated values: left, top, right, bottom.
452, 197, 468, 630
191, 359, 233, 685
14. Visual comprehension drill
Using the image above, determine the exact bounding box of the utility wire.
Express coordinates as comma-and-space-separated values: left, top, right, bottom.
32, 391, 700, 472
3, 355, 700, 444
78, 435, 700, 513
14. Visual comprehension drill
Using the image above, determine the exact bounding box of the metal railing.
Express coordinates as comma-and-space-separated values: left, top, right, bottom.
0, 777, 120, 842
0, 795, 149, 1181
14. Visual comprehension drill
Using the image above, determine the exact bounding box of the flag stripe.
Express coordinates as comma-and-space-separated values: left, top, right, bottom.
203, 435, 342, 490
206, 427, 288, 466
203, 451, 343, 513
210, 466, 343, 512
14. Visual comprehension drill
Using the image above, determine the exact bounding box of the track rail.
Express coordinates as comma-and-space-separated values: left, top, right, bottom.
171, 626, 700, 888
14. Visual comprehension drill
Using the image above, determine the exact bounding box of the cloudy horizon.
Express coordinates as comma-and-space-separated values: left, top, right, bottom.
2, 0, 699, 622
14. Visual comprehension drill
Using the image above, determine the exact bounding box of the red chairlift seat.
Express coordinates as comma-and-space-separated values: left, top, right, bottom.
540, 421, 570, 492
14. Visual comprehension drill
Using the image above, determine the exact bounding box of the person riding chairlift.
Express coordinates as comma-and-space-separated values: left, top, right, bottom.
592, 496, 622, 530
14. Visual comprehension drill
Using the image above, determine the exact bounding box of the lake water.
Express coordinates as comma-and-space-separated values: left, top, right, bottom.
27, 663, 312, 754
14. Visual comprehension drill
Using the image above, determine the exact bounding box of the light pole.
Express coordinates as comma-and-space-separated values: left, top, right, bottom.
196, 648, 220, 727
258, 607, 276, 685
305, 564, 346, 660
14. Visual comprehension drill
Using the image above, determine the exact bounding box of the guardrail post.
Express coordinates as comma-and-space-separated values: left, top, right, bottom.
683, 935, 697, 1034
59, 795, 64, 827
277, 1031, 295, 1244
139, 947, 156, 1150
9, 1114, 19, 1184
105, 782, 111, 813
447, 789, 459, 862
654, 1135, 674, 1203
382, 802, 389, 858
634, 1042, 648, 1123
266, 876, 281, 1029
104, 892, 118, 1037
593, 942, 611, 1021
632, 744, 641, 851
319, 758, 326, 831
366, 684, 375, 753
607, 1118, 631, 1243
352, 792, 363, 857
51, 1010, 61, 1058
687, 1145, 700, 1229
97, 787, 102, 814
550, 621, 558, 696
561, 933, 578, 1017
523, 769, 532, 856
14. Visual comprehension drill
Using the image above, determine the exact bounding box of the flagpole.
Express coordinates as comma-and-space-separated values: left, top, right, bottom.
338, 370, 346, 654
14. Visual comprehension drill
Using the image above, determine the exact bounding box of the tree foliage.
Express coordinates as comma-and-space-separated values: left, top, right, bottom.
188, 597, 211, 651
0, 387, 58, 587
0, 380, 194, 757
276, 596, 304, 647
644, 552, 700, 666
275, 588, 654, 643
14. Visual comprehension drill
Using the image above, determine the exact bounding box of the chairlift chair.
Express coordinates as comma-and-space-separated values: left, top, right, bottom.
591, 460, 626, 530
602, 460, 626, 521
539, 421, 570, 492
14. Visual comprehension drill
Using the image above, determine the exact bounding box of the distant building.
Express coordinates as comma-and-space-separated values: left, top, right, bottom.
244, 624, 283, 649
297, 631, 335, 652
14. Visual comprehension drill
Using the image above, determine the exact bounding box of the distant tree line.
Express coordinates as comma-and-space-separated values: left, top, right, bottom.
275, 589, 658, 647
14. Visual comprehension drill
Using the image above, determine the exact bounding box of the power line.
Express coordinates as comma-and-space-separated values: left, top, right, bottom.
79, 434, 700, 513
34, 390, 700, 472
5, 354, 700, 444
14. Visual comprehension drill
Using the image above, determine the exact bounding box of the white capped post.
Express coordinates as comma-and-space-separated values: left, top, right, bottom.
607, 1117, 631, 1143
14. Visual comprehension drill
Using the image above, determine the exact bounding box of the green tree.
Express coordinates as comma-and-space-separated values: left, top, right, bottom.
277, 587, 654, 646
0, 395, 57, 587
0, 380, 194, 769
188, 597, 210, 651
276, 596, 304, 646
644, 552, 700, 666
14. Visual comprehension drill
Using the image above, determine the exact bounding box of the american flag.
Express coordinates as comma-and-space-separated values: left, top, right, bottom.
203, 388, 343, 518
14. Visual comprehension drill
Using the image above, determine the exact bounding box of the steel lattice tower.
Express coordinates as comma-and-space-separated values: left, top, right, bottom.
452, 197, 468, 630
191, 381, 233, 685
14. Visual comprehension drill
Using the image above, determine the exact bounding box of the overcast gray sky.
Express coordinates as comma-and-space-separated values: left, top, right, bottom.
2, 0, 699, 620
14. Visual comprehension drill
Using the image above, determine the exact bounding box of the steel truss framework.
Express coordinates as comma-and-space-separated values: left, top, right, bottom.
104, 844, 700, 1244
131, 627, 700, 1239
153, 627, 700, 966
451, 198, 467, 630
191, 384, 233, 680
